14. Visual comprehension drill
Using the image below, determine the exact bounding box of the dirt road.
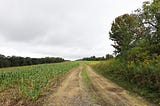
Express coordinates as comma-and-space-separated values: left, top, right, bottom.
44, 65, 154, 106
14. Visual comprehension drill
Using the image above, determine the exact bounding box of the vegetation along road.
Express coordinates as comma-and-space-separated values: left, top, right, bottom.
43, 64, 154, 106
0, 62, 155, 106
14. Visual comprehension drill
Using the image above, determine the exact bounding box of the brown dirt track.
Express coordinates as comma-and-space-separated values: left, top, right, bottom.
43, 65, 154, 106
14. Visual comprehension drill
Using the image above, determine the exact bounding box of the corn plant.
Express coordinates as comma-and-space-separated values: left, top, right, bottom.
0, 62, 79, 100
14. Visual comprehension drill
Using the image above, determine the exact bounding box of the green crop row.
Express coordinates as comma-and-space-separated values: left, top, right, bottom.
0, 62, 79, 101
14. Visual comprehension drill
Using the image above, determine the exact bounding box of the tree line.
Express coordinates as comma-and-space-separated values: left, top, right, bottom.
0, 54, 64, 68
78, 54, 113, 61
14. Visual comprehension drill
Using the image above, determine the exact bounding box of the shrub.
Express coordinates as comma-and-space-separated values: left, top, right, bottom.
91, 59, 160, 104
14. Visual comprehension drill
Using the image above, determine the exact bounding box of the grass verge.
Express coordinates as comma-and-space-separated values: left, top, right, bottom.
90, 59, 159, 105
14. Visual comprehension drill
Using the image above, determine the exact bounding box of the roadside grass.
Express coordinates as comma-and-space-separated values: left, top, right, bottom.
90, 59, 160, 105
0, 62, 79, 105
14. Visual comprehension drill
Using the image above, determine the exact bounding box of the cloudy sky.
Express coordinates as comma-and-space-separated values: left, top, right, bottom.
0, 0, 146, 60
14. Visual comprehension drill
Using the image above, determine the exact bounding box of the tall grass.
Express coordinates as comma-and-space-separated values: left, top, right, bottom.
91, 59, 160, 104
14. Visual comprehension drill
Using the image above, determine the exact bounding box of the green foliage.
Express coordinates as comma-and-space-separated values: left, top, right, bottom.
0, 62, 79, 100
110, 0, 160, 56
109, 14, 145, 55
91, 59, 160, 104
81, 65, 92, 89
78, 55, 113, 61
93, 0, 160, 104
105, 54, 114, 60
0, 54, 65, 68
127, 47, 149, 63
140, 0, 160, 54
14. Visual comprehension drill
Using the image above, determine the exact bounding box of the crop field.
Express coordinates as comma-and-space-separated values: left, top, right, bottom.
0, 61, 155, 106
0, 62, 79, 105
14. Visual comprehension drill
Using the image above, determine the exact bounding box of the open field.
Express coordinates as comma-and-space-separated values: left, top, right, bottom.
0, 0, 159, 106
0, 61, 156, 106
0, 62, 79, 105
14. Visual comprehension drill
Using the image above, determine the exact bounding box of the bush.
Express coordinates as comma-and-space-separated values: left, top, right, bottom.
91, 59, 160, 104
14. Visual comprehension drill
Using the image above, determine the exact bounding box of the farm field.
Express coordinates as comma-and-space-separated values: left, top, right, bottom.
0, 62, 79, 106
0, 61, 155, 106
0, 0, 159, 106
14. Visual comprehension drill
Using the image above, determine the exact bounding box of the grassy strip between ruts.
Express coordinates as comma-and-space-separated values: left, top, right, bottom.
81, 65, 98, 104
81, 65, 92, 89
81, 65, 106, 105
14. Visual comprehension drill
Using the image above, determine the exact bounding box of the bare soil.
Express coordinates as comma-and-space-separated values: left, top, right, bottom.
44, 66, 99, 106
86, 66, 154, 106
43, 65, 154, 106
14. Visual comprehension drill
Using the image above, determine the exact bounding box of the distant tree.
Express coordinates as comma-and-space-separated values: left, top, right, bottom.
105, 54, 113, 60
0, 54, 65, 68
0, 55, 4, 67
25, 57, 32, 65
79, 56, 106, 61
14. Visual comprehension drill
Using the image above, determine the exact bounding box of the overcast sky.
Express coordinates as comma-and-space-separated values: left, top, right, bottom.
0, 0, 146, 60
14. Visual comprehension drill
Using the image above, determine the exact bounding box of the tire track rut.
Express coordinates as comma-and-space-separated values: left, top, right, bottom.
44, 66, 98, 106
86, 66, 154, 106
44, 65, 154, 106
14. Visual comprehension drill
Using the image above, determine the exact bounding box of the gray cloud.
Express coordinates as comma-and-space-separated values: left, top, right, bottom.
0, 0, 146, 60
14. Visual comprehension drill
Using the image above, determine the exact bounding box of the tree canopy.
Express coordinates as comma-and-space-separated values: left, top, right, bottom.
109, 0, 160, 59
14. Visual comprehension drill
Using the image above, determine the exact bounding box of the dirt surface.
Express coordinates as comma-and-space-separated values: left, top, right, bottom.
44, 66, 99, 106
43, 65, 154, 106
86, 66, 154, 106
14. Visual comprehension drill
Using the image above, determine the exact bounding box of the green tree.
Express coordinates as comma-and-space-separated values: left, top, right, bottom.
141, 0, 160, 54
109, 14, 145, 55
105, 54, 113, 60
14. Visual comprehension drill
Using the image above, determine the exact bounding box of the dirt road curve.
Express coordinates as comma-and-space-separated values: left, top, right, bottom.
44, 65, 154, 106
